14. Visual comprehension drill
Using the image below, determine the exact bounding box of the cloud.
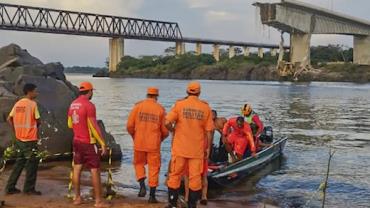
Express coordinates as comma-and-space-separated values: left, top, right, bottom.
1, 0, 144, 17
205, 10, 239, 22
185, 0, 211, 9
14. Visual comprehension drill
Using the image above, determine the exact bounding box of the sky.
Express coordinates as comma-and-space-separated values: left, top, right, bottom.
0, 0, 369, 67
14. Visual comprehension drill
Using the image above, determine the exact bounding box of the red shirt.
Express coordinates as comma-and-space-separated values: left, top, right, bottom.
67, 96, 105, 146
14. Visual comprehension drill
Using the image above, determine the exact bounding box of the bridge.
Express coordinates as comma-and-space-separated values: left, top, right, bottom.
0, 2, 286, 72
254, 0, 370, 66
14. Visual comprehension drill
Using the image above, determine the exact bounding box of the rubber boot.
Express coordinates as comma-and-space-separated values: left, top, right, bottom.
138, 178, 146, 197
188, 190, 201, 208
165, 188, 178, 208
148, 187, 158, 203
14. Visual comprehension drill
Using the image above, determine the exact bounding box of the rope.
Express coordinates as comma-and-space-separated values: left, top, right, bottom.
66, 160, 74, 199
105, 148, 116, 200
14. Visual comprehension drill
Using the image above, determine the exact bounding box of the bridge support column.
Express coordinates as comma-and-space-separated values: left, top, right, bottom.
213, 44, 220, 62
271, 48, 277, 57
354, 35, 370, 65
258, 48, 264, 58
229, 46, 235, 58
243, 47, 250, 57
290, 33, 311, 66
195, 43, 202, 56
176, 42, 185, 55
109, 37, 124, 72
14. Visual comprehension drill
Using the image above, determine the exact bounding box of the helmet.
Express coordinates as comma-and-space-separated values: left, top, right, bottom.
241, 104, 252, 116
79, 81, 94, 92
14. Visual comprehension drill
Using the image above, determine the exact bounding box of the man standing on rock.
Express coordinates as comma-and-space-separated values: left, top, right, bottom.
165, 81, 214, 208
67, 81, 109, 208
127, 87, 169, 203
5, 83, 42, 195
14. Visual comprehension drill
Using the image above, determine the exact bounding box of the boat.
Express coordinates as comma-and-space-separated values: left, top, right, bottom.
207, 137, 287, 187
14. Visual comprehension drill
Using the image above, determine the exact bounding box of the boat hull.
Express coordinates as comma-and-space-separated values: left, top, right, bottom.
208, 137, 287, 188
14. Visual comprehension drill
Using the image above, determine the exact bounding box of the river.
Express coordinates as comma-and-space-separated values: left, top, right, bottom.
66, 74, 370, 208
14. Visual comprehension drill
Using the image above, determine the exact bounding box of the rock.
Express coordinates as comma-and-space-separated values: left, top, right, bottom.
0, 44, 122, 161
0, 44, 43, 67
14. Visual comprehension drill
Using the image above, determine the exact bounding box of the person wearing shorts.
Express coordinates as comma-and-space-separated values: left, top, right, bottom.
67, 81, 109, 208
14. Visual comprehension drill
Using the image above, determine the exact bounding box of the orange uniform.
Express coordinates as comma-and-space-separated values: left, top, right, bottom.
166, 95, 214, 191
223, 117, 256, 156
127, 97, 168, 187
9, 98, 40, 141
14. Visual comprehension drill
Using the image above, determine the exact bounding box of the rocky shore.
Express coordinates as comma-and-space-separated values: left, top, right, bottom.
0, 44, 122, 160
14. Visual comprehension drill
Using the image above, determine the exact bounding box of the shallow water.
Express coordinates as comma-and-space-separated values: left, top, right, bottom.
67, 75, 370, 208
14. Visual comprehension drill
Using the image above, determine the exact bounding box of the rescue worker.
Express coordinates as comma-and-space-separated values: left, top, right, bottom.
67, 81, 110, 208
241, 104, 264, 149
126, 87, 169, 203
5, 83, 41, 195
222, 116, 256, 162
165, 81, 214, 208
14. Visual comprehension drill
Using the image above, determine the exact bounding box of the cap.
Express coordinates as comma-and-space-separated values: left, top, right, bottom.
147, 87, 159, 95
187, 81, 201, 94
79, 81, 94, 92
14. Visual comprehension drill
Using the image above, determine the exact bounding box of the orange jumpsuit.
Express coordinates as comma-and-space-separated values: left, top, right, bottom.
223, 117, 256, 156
166, 96, 214, 191
127, 98, 168, 188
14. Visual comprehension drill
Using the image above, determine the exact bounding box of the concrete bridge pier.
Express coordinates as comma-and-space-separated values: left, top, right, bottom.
290, 33, 311, 67
258, 48, 264, 58
213, 44, 220, 62
354, 35, 370, 65
270, 48, 277, 57
229, 46, 235, 58
176, 42, 185, 55
195, 43, 202, 56
243, 47, 250, 57
109, 37, 124, 72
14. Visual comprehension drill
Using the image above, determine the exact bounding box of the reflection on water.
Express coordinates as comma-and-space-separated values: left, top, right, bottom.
67, 75, 370, 208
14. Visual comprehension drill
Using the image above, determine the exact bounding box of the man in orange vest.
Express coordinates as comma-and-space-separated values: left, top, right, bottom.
127, 87, 169, 203
5, 83, 41, 195
67, 81, 109, 208
165, 81, 214, 208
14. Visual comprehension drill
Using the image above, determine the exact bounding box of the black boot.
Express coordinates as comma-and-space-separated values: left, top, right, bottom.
188, 190, 201, 208
165, 188, 178, 208
148, 187, 158, 203
138, 178, 146, 197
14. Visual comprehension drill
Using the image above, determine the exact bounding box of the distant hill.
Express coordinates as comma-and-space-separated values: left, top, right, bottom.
65, 66, 108, 74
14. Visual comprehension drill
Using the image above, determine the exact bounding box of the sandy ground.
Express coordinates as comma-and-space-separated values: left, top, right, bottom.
0, 162, 276, 208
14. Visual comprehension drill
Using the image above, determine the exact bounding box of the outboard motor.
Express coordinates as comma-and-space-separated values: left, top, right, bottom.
260, 126, 273, 144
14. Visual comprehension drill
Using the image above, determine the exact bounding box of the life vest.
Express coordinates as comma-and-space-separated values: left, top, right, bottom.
245, 111, 258, 136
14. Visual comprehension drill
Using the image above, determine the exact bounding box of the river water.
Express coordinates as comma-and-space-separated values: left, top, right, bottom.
67, 74, 370, 208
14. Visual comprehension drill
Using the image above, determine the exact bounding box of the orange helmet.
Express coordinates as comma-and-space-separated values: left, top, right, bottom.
241, 104, 252, 116
79, 81, 94, 92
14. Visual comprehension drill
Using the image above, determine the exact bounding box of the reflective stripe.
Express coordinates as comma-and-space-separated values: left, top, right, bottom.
14, 124, 37, 128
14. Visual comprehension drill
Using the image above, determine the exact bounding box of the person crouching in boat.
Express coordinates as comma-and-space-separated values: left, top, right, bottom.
222, 116, 256, 163
241, 104, 271, 150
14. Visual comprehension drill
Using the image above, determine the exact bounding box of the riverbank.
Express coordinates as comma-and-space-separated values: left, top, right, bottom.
0, 161, 277, 208
110, 62, 370, 83
106, 52, 370, 82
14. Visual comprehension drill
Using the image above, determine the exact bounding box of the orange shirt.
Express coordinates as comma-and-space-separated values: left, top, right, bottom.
166, 96, 214, 159
8, 98, 40, 142
223, 117, 256, 153
127, 98, 169, 152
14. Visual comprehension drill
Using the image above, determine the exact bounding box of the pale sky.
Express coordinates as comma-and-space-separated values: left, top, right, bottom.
0, 0, 369, 67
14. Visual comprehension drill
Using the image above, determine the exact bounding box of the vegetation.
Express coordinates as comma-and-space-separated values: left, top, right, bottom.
311, 44, 353, 66
65, 66, 108, 74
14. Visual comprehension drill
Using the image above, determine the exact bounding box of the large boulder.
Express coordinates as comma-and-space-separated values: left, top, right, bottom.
0, 44, 43, 67
0, 44, 122, 160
